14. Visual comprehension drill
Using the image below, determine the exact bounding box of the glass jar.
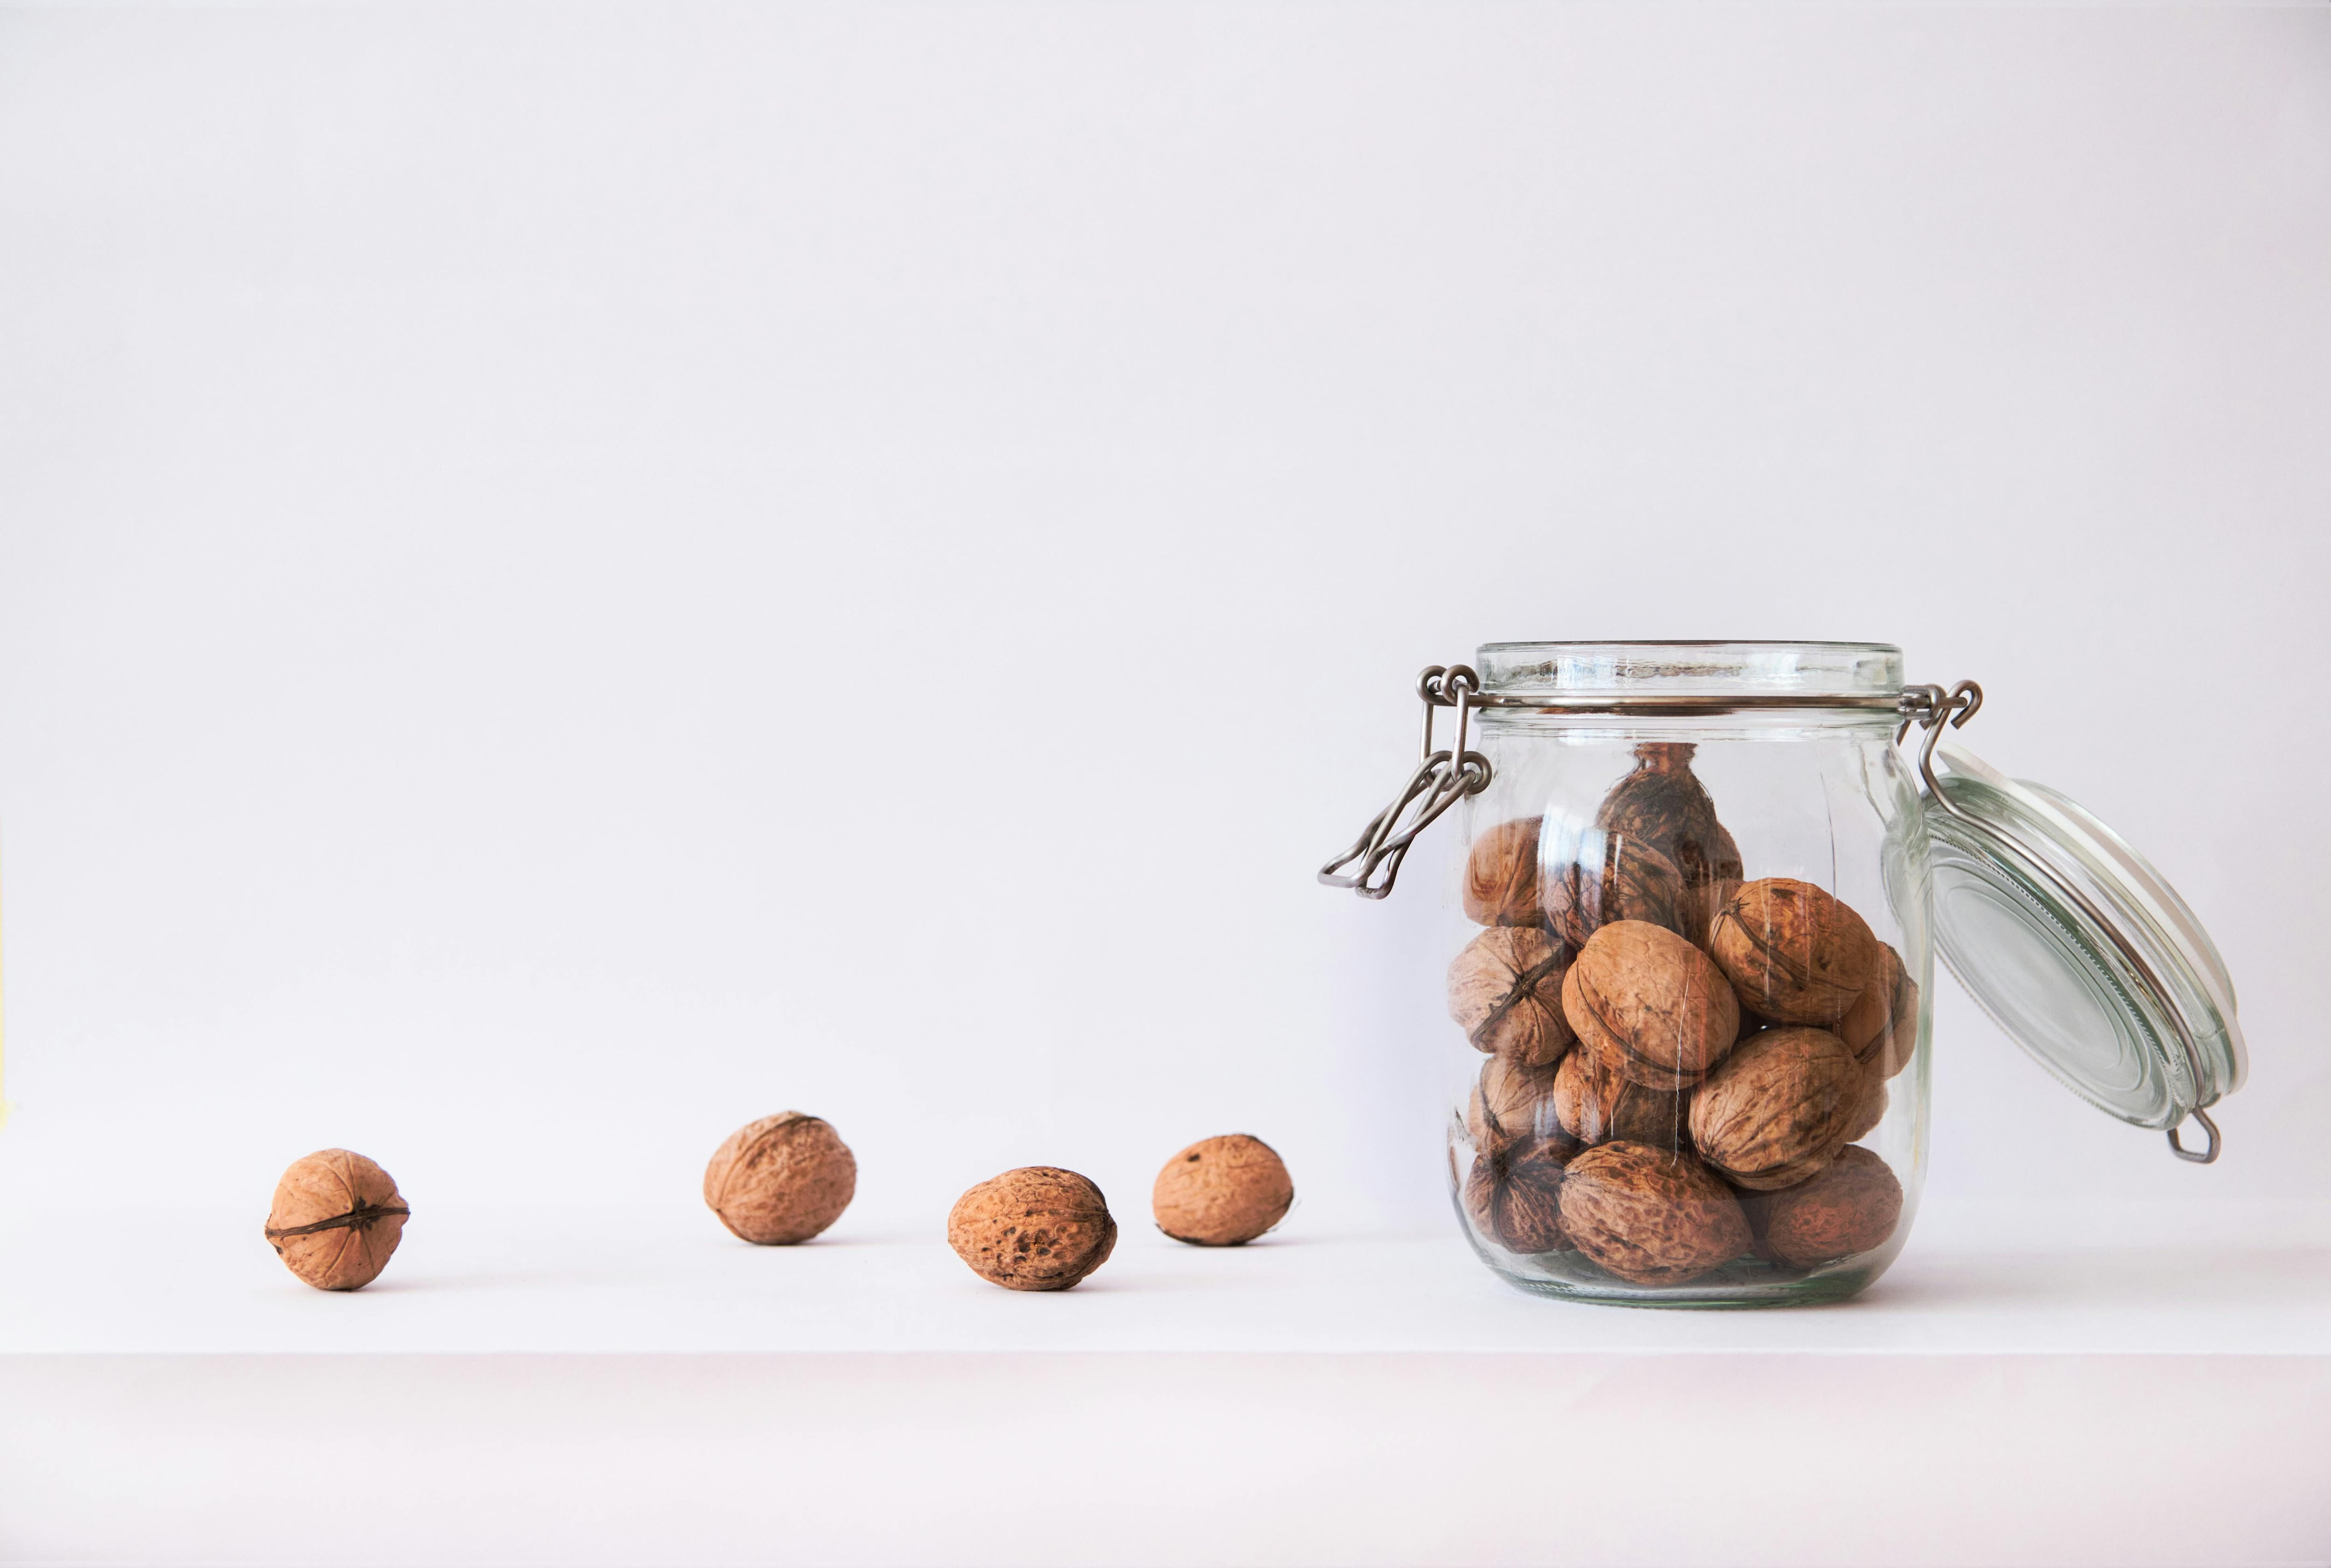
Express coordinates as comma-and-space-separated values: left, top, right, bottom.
1322, 641, 2244, 1309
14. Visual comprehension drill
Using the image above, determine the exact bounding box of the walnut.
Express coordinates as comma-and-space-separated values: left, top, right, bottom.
1462, 1135, 1572, 1254
1462, 816, 1545, 926
1544, 834, 1685, 949
1707, 878, 1876, 1025
1561, 921, 1740, 1091
1466, 1052, 1563, 1147
1552, 1047, 1689, 1148
1841, 1065, 1888, 1143
1688, 1026, 1863, 1190
1761, 1145, 1904, 1265
1839, 940, 1920, 1080
703, 1113, 857, 1245
1556, 1142, 1751, 1285
947, 1167, 1117, 1291
1152, 1134, 1293, 1245
1594, 743, 1742, 887
263, 1149, 409, 1292
1447, 927, 1573, 1066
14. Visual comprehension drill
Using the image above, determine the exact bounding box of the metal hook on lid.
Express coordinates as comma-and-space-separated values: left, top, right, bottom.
2167, 1107, 2221, 1164
1898, 680, 1984, 819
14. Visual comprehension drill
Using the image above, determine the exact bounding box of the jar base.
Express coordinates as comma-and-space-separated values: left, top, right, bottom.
1468, 1232, 1896, 1309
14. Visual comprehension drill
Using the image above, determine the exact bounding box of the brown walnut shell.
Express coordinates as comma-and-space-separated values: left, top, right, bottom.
1707, 879, 1877, 1025
1463, 816, 1545, 926
1761, 1145, 1904, 1265
1841, 1065, 1889, 1143
1552, 1047, 1689, 1148
1152, 1134, 1294, 1246
1839, 941, 1920, 1080
1544, 834, 1685, 949
703, 1112, 857, 1245
1562, 921, 1740, 1091
1462, 1135, 1573, 1254
947, 1167, 1117, 1291
1467, 1052, 1563, 1147
1447, 927, 1573, 1066
1556, 1142, 1752, 1286
264, 1149, 409, 1292
1689, 1026, 1864, 1190
1594, 743, 1742, 888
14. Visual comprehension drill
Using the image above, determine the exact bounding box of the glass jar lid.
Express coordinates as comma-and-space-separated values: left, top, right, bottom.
1908, 689, 2241, 1161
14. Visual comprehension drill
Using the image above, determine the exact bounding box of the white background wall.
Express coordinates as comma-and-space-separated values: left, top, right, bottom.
2, 1, 2326, 1245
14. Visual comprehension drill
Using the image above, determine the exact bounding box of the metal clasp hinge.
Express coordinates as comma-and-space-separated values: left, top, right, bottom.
1318, 664, 1492, 900
1897, 679, 1985, 805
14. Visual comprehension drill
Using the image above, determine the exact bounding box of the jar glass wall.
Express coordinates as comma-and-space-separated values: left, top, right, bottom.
1443, 643, 1929, 1307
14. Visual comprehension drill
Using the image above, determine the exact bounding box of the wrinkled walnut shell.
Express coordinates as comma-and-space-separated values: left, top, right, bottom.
1544, 833, 1686, 949
1762, 1145, 1903, 1265
1708, 879, 1876, 1025
1447, 927, 1573, 1066
1689, 1026, 1863, 1190
1152, 1134, 1294, 1246
948, 1167, 1117, 1291
264, 1149, 409, 1292
1467, 1052, 1564, 1147
1552, 1047, 1689, 1148
1556, 1142, 1752, 1286
1463, 816, 1545, 926
1562, 921, 1740, 1091
703, 1112, 858, 1245
1462, 1135, 1573, 1254
1594, 743, 1739, 888
1839, 940, 1920, 1080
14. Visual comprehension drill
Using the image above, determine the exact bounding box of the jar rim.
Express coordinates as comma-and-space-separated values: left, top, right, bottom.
1475, 641, 1903, 703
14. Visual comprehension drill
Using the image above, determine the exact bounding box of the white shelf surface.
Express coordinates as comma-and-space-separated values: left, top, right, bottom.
5, 1209, 2329, 1567
3, 1205, 2330, 1357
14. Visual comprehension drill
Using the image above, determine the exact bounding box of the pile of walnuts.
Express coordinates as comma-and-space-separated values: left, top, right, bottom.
1450, 743, 1911, 1285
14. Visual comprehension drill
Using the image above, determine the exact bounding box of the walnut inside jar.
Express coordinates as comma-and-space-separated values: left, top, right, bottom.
1688, 1026, 1864, 1190
1561, 921, 1740, 1091
1707, 878, 1877, 1025
1467, 1052, 1563, 1148
1462, 1135, 1573, 1255
1447, 926, 1573, 1066
1462, 816, 1545, 926
1759, 1145, 1903, 1265
1556, 1142, 1751, 1286
1839, 940, 1920, 1080
1552, 1047, 1689, 1148
1593, 743, 1742, 888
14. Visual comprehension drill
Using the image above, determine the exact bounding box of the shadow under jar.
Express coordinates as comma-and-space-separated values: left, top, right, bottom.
1323, 641, 2242, 1309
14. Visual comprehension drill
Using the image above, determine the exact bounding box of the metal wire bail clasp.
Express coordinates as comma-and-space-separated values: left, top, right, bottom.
1896, 680, 1985, 813
1318, 665, 1492, 900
